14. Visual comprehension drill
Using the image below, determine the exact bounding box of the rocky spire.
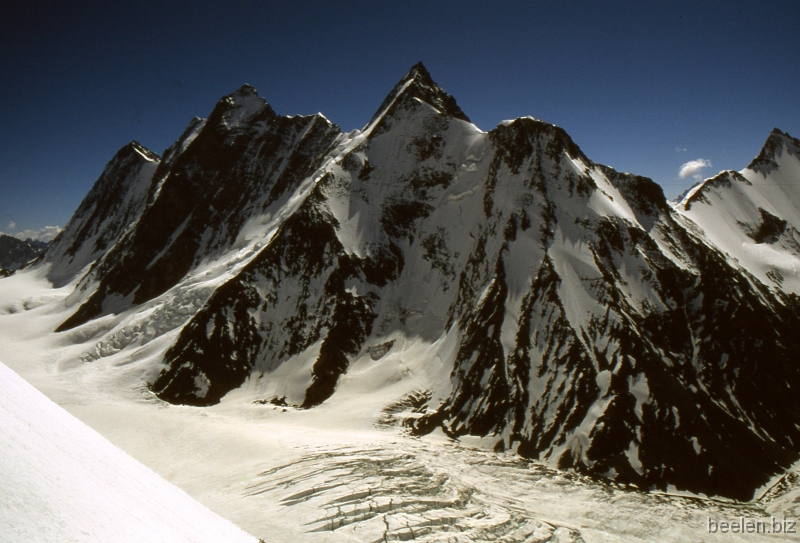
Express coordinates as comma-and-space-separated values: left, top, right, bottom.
366, 61, 470, 128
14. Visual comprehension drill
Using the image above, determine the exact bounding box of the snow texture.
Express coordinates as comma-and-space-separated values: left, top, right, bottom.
0, 361, 256, 543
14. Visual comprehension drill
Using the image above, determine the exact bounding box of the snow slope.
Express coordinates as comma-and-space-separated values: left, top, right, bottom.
0, 360, 257, 543
676, 129, 800, 294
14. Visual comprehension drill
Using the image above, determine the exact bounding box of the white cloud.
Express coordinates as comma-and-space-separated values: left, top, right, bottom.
0, 225, 62, 243
679, 158, 713, 181
675, 147, 687, 152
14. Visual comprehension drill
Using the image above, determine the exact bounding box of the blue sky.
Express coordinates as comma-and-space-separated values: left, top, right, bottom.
1, 1, 798, 238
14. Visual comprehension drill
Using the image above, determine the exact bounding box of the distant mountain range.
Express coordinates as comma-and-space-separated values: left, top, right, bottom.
0, 235, 48, 273
32, 62, 800, 501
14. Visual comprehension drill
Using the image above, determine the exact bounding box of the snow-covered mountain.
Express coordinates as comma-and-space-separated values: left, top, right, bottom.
676, 128, 800, 293
0, 361, 256, 543
44, 141, 159, 286
36, 62, 800, 502
0, 234, 47, 272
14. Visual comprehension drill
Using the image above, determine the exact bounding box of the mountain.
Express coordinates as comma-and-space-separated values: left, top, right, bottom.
676, 128, 800, 292
46, 86, 339, 326
44, 141, 159, 287
0, 234, 48, 272
34, 63, 800, 501
0, 361, 257, 543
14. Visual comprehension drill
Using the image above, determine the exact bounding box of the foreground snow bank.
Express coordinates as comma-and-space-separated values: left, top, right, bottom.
0, 361, 256, 543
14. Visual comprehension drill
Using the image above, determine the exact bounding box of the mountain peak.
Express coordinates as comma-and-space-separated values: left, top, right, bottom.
748, 128, 800, 172
366, 62, 470, 128
232, 83, 258, 97
225, 83, 267, 107
407, 61, 432, 80
124, 141, 160, 162
212, 84, 275, 129
764, 127, 799, 151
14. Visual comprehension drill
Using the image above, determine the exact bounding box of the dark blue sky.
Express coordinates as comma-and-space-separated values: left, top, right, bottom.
2, 0, 798, 237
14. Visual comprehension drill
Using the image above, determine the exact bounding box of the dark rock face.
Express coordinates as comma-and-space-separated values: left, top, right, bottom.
0, 235, 48, 271
48, 63, 800, 501
748, 208, 788, 243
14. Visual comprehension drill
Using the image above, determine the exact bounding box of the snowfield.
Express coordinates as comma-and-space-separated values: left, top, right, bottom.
1, 267, 799, 542
0, 360, 256, 543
